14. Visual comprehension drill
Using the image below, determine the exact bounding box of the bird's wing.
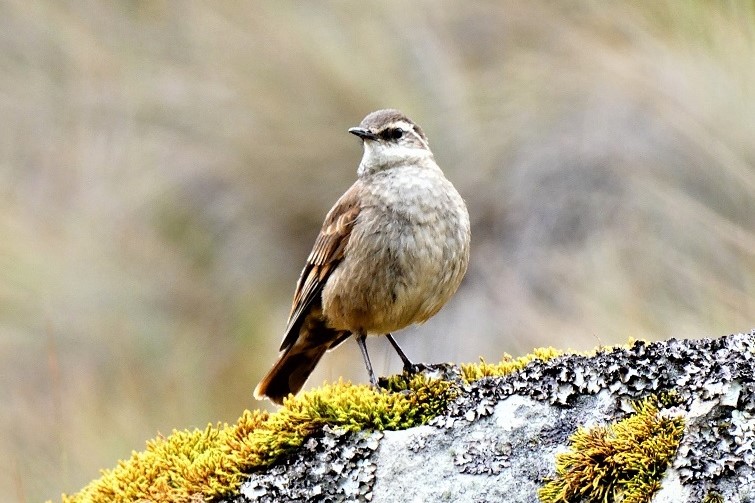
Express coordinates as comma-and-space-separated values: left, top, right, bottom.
279, 183, 361, 351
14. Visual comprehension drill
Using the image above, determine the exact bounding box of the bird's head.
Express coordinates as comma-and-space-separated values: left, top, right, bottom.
349, 109, 433, 176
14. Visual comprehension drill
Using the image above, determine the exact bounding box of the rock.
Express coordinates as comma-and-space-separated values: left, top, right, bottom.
221, 331, 755, 503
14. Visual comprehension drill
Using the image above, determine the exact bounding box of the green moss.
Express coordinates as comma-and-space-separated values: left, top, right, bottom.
461, 347, 562, 382
702, 492, 724, 503
538, 395, 685, 503
63, 373, 459, 503
58, 347, 569, 503
459, 341, 642, 384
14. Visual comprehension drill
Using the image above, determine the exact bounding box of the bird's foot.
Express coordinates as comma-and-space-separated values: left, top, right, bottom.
402, 362, 429, 375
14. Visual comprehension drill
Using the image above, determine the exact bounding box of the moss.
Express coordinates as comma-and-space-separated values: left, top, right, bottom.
459, 341, 642, 384
61, 410, 266, 503
58, 347, 577, 503
538, 394, 685, 503
62, 373, 458, 503
460, 347, 562, 382
702, 491, 724, 503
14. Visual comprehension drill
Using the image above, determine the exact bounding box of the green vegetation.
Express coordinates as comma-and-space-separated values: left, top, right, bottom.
64, 347, 563, 503
539, 395, 685, 503
63, 374, 455, 502
702, 491, 725, 503
460, 347, 562, 382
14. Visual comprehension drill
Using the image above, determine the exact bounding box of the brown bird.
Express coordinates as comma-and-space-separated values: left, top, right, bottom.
254, 109, 470, 404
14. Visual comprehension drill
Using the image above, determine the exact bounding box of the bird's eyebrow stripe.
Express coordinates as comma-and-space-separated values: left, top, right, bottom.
407, 127, 429, 149
378, 121, 411, 132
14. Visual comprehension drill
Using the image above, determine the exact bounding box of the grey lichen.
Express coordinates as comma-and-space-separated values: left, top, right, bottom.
236, 426, 383, 502
453, 432, 512, 475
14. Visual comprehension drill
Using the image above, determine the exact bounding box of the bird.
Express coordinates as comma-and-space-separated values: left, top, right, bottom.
254, 109, 470, 405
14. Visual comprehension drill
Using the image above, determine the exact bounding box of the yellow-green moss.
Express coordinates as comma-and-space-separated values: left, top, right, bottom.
60, 348, 564, 503
459, 341, 643, 384
63, 373, 458, 503
702, 491, 724, 503
538, 395, 685, 503
461, 347, 562, 382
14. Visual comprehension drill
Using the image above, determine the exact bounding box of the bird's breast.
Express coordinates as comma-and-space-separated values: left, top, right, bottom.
321, 168, 470, 334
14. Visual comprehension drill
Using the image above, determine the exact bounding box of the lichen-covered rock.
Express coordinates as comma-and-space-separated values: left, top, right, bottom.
223, 331, 755, 503
236, 426, 382, 502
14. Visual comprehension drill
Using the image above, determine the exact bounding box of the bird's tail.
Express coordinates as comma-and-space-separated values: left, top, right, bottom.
253, 342, 330, 405
254, 309, 351, 405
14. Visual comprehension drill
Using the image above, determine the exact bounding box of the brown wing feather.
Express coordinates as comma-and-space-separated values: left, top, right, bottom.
279, 184, 361, 351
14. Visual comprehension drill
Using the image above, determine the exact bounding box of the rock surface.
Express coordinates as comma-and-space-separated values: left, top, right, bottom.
221, 331, 755, 503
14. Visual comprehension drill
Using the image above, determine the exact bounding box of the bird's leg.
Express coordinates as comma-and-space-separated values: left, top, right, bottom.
355, 332, 379, 388
385, 333, 421, 373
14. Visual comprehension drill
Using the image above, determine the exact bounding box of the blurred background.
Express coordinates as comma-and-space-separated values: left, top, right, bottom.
1, 0, 753, 500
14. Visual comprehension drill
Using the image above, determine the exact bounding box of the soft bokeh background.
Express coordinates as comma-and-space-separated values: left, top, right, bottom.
1, 0, 753, 500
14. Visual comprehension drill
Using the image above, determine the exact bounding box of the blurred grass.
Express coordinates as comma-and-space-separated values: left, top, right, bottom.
0, 0, 753, 501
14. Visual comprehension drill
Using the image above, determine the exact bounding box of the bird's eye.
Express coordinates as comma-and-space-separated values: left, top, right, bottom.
379, 127, 404, 141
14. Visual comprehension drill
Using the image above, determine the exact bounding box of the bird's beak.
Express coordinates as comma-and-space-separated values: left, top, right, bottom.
348, 127, 377, 140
